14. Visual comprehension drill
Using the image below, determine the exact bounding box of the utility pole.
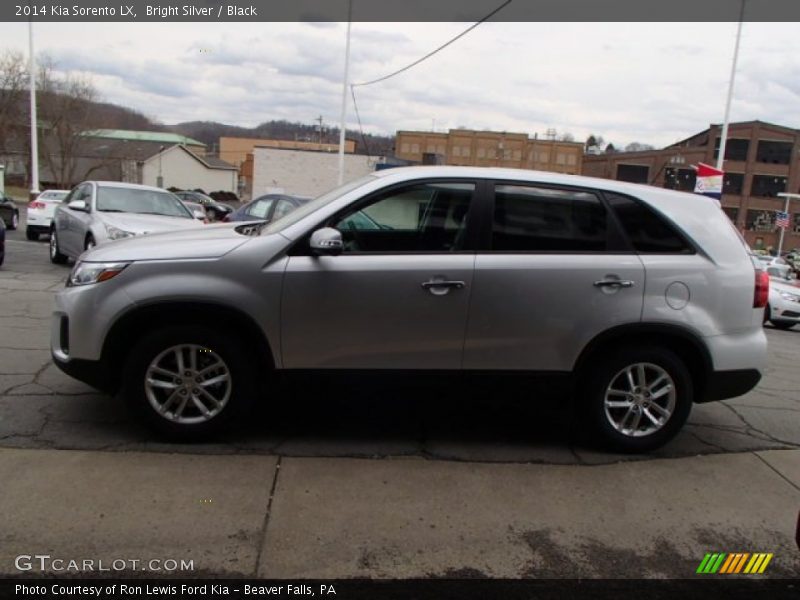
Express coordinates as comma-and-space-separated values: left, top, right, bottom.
28, 17, 40, 200
337, 0, 352, 186
776, 193, 799, 256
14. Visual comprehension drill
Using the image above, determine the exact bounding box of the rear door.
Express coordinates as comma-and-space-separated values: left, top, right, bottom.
463, 181, 645, 372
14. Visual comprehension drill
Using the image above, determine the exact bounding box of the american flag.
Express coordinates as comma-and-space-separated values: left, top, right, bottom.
775, 211, 790, 229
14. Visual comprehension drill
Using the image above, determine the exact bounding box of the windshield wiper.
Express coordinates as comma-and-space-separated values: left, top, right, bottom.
99, 209, 126, 213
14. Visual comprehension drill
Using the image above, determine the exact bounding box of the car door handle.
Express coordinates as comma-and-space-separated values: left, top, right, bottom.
593, 279, 635, 288
422, 280, 466, 290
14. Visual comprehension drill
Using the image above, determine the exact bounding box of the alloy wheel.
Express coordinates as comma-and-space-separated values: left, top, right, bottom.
144, 344, 232, 425
603, 362, 676, 438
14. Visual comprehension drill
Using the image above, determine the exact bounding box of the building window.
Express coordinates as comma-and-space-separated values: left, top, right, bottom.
477, 148, 486, 158
411, 144, 420, 154
513, 150, 522, 161
462, 147, 470, 158
722, 207, 739, 223
662, 167, 696, 192
793, 213, 800, 235
722, 173, 744, 195
503, 149, 512, 160
452, 146, 461, 157
713, 138, 749, 161
751, 175, 787, 197
555, 153, 567, 165
616, 164, 649, 184
746, 209, 776, 232
756, 140, 793, 165
566, 154, 577, 166
400, 143, 410, 154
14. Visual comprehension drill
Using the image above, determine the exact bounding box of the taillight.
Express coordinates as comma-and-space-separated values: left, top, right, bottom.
754, 269, 769, 308
29, 201, 45, 210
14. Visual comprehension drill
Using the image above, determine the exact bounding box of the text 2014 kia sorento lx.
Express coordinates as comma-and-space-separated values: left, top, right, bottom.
51, 167, 768, 452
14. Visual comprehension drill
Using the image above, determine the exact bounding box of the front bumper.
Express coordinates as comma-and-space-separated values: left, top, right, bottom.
770, 293, 800, 324
51, 351, 118, 394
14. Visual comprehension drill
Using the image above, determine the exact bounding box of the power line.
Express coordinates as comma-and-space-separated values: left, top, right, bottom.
351, 0, 513, 88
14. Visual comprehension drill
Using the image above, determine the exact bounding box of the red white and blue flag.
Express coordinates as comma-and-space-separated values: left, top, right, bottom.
693, 163, 724, 200
775, 211, 790, 229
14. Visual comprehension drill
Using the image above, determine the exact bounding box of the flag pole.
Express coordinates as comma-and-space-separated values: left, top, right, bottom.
28, 18, 40, 199
716, 0, 745, 170
776, 193, 799, 257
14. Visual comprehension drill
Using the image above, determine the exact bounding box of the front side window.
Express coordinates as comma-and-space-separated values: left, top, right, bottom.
247, 199, 273, 219
605, 192, 692, 254
491, 185, 607, 252
332, 182, 475, 253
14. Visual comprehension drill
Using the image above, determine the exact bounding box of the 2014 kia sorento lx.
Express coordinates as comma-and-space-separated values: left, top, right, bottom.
51, 167, 769, 452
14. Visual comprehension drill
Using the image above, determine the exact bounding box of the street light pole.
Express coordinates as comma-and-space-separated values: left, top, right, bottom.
28, 18, 40, 199
337, 0, 352, 186
776, 192, 799, 256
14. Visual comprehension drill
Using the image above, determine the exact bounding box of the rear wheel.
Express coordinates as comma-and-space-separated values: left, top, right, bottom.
579, 345, 693, 453
25, 227, 39, 241
122, 325, 259, 440
9, 212, 18, 230
49, 228, 68, 264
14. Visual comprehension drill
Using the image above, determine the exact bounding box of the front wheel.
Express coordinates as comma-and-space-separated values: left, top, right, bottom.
122, 325, 259, 440
579, 345, 693, 453
9, 212, 19, 230
49, 228, 68, 264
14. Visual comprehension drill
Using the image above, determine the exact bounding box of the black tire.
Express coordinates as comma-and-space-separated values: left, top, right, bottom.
25, 227, 39, 241
9, 211, 18, 230
49, 228, 68, 264
578, 345, 693, 453
771, 321, 796, 330
122, 325, 259, 440
763, 305, 771, 325
84, 234, 96, 251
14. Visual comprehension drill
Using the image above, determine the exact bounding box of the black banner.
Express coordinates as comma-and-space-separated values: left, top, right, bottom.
2, 0, 800, 23
2, 579, 800, 600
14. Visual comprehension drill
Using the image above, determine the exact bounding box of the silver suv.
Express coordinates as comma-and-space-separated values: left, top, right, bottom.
51, 167, 768, 452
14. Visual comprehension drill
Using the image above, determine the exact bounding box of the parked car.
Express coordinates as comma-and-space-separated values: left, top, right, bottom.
51, 167, 768, 451
753, 254, 792, 278
50, 181, 204, 264
26, 189, 70, 240
224, 194, 310, 223
173, 191, 233, 221
181, 200, 208, 222
0, 216, 5, 266
764, 269, 800, 329
0, 194, 19, 230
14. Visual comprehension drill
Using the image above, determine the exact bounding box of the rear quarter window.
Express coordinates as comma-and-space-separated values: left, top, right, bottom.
605, 192, 694, 254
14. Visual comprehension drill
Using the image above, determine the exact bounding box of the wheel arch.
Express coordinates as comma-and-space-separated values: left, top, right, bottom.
101, 301, 276, 392
573, 323, 713, 402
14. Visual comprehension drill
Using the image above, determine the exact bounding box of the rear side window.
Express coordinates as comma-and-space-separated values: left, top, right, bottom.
491, 184, 608, 252
605, 192, 693, 254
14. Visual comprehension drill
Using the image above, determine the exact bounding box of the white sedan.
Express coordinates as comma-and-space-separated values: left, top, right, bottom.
765, 271, 800, 330
26, 190, 69, 240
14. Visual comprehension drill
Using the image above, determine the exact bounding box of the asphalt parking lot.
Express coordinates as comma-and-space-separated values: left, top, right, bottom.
1, 207, 798, 579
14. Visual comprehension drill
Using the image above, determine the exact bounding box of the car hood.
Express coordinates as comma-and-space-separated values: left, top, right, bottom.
770, 277, 800, 293
84, 223, 252, 262
99, 212, 203, 235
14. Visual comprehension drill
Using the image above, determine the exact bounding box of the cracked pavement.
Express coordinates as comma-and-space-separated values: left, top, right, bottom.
0, 219, 798, 579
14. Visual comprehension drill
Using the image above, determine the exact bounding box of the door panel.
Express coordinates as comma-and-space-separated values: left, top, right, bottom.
281, 254, 475, 369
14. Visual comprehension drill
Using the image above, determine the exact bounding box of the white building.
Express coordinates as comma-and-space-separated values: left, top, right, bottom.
141, 145, 238, 193
252, 147, 377, 198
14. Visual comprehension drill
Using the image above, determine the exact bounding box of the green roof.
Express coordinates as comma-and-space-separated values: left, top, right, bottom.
83, 129, 206, 147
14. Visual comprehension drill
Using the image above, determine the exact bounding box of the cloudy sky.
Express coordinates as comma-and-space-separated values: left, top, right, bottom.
0, 20, 798, 148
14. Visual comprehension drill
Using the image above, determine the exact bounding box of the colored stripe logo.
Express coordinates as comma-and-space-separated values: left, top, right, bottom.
696, 552, 773, 574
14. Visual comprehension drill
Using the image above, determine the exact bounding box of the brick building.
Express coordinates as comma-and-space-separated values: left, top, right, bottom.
394, 129, 583, 175
582, 121, 800, 250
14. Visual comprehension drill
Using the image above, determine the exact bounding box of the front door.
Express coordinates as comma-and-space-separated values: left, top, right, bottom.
281, 180, 479, 370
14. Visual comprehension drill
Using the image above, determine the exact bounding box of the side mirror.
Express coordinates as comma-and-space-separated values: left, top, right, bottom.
309, 227, 344, 256
67, 199, 88, 212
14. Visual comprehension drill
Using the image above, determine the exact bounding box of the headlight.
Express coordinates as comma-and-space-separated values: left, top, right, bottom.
68, 261, 130, 287
106, 225, 135, 240
779, 291, 800, 303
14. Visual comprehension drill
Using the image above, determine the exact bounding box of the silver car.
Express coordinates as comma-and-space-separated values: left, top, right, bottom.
50, 167, 768, 452
49, 181, 204, 263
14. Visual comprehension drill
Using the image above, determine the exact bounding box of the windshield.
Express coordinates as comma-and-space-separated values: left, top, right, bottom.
40, 191, 69, 201
261, 175, 377, 235
96, 187, 193, 218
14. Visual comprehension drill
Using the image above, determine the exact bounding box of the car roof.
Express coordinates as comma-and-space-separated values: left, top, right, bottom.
87, 181, 170, 193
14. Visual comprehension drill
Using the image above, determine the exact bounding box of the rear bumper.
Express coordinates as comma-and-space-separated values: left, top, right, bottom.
699, 369, 761, 402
